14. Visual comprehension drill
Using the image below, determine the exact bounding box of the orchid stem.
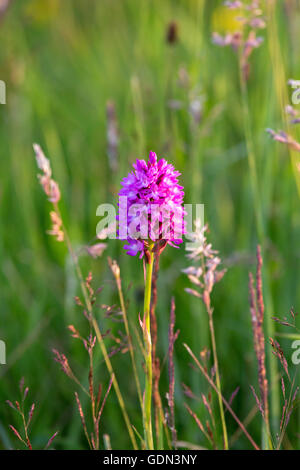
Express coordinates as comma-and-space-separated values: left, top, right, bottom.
143, 242, 155, 450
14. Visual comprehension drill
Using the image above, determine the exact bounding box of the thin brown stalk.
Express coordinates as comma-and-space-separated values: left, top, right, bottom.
98, 374, 114, 423
8, 382, 58, 450
248, 246, 270, 443
45, 431, 59, 450
75, 392, 92, 449
95, 374, 114, 449
9, 425, 26, 446
276, 376, 298, 449
229, 404, 258, 447
256, 246, 269, 426
184, 403, 213, 445
88, 350, 97, 447
21, 412, 32, 450
183, 343, 260, 451
168, 297, 178, 448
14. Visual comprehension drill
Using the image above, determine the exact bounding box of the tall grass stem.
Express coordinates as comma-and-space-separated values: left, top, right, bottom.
208, 309, 229, 450
143, 243, 155, 450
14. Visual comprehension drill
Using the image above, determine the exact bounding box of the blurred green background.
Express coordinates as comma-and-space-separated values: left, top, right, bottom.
0, 0, 300, 450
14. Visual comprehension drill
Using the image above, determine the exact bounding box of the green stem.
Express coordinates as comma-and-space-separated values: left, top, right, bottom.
275, 332, 300, 340
114, 267, 143, 411
208, 309, 229, 450
239, 68, 264, 241
143, 243, 155, 450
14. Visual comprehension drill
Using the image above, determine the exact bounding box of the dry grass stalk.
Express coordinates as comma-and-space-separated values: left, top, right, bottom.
248, 246, 270, 435
7, 379, 58, 450
33, 143, 138, 449
167, 298, 178, 447
183, 343, 260, 450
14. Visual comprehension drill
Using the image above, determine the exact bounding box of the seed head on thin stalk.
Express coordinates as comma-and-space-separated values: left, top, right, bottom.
6, 379, 58, 450
249, 247, 300, 449
267, 308, 300, 449
183, 221, 228, 450
183, 222, 226, 310
33, 143, 138, 449
34, 143, 107, 254
166, 298, 180, 448
34, 143, 61, 205
33, 143, 64, 242
212, 0, 265, 81
266, 128, 300, 153
248, 246, 271, 446
267, 83, 300, 154
54, 278, 115, 450
183, 343, 260, 450
269, 339, 299, 449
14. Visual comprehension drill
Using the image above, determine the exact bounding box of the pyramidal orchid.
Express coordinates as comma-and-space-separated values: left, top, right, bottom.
118, 151, 185, 449
118, 150, 185, 258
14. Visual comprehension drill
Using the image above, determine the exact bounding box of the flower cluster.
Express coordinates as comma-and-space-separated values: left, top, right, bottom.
266, 128, 300, 153
118, 151, 185, 257
183, 222, 226, 311
33, 143, 64, 242
33, 143, 61, 204
267, 80, 300, 157
212, 0, 265, 81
